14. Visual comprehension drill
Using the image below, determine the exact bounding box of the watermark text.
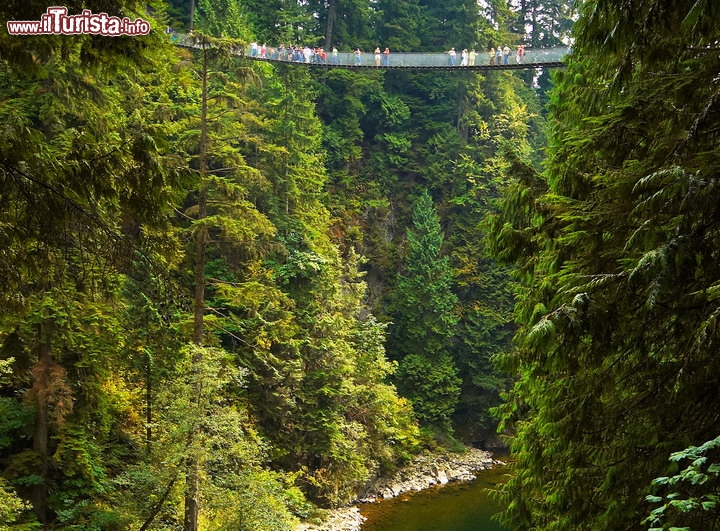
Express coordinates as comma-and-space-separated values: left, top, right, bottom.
7, 7, 151, 36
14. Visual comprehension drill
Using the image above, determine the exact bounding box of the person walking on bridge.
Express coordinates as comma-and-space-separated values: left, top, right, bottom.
489, 47, 495, 64
447, 47, 456, 66
354, 48, 363, 65
469, 49, 476, 66
374, 47, 381, 66
503, 45, 510, 65
383, 47, 390, 66
461, 48, 468, 66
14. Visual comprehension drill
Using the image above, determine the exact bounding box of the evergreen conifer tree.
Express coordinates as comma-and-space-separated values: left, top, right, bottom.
490, 0, 720, 529
389, 191, 460, 429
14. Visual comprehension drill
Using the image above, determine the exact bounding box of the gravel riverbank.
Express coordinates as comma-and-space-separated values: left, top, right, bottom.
295, 448, 504, 531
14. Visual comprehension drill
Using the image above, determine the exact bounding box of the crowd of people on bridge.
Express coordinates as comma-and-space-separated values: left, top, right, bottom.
169, 29, 536, 67
248, 40, 527, 67
250, 41, 342, 64
489, 45, 525, 65
249, 41, 392, 66
448, 45, 525, 66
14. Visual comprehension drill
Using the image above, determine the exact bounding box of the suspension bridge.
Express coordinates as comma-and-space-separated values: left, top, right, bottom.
174, 34, 569, 71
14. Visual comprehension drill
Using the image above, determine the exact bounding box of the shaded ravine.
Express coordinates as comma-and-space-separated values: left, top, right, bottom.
359, 464, 508, 531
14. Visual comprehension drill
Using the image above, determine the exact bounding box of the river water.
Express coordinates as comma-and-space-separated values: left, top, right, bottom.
359, 464, 508, 531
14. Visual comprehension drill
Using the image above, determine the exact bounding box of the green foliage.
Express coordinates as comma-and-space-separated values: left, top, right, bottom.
396, 353, 461, 428
390, 191, 458, 352
307, 0, 538, 443
232, 243, 419, 506
645, 436, 720, 531
240, 0, 316, 45
0, 0, 550, 526
204, 468, 303, 530
168, 28, 419, 511
195, 0, 252, 40
388, 191, 460, 428
490, 0, 720, 529
0, 477, 37, 531
0, 285, 148, 528
375, 0, 423, 51
173, 345, 300, 530
0, 399, 33, 452
416, 0, 482, 50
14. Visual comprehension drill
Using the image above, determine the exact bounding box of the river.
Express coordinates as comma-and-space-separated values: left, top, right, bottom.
359, 463, 508, 531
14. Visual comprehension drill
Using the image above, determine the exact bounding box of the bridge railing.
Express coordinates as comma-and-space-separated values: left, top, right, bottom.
247, 48, 569, 67
172, 34, 569, 67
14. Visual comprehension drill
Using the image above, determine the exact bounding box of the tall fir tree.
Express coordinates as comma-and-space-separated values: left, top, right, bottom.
389, 191, 460, 429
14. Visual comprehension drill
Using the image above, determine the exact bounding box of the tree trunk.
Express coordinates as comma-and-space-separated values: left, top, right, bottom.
145, 351, 152, 455
325, 0, 336, 49
183, 457, 200, 531
184, 40, 209, 531
519, 0, 527, 35
30, 321, 51, 525
524, 0, 539, 85
139, 475, 178, 531
531, 0, 539, 48
188, 0, 195, 30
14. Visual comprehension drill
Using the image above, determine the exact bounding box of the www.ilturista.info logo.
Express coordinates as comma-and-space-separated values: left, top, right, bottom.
7, 7, 151, 36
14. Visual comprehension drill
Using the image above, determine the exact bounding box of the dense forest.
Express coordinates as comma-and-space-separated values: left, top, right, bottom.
1, 0, 718, 530
489, 1, 720, 529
